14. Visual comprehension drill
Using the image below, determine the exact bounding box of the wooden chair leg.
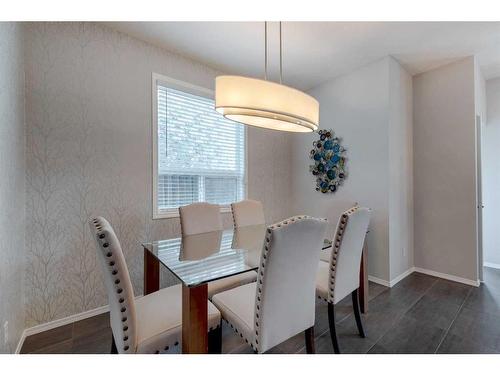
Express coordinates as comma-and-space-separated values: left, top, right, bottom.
351, 288, 366, 338
111, 335, 118, 354
208, 323, 222, 354
327, 302, 341, 354
305, 326, 315, 354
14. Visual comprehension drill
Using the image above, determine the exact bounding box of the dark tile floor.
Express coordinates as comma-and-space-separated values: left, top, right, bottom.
21, 268, 500, 354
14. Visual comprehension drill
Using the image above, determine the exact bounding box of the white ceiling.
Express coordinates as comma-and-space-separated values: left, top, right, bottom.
106, 22, 500, 90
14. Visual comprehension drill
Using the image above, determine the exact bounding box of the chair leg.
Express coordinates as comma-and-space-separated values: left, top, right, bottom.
208, 324, 222, 354
110, 335, 118, 354
304, 326, 315, 354
351, 288, 366, 338
327, 302, 341, 354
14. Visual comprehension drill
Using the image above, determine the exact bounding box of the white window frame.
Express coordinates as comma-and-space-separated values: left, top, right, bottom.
152, 72, 248, 219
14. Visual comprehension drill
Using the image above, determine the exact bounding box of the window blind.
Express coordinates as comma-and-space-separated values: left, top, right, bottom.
157, 83, 245, 211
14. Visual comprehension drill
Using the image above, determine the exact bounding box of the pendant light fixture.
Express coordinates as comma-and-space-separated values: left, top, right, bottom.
215, 22, 319, 133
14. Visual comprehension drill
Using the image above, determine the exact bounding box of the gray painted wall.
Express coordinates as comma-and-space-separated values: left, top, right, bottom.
24, 22, 293, 327
388, 57, 414, 281
483, 77, 500, 267
0, 22, 25, 353
291, 57, 413, 283
413, 57, 478, 282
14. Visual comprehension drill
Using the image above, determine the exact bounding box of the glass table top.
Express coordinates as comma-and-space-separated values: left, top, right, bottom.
142, 225, 334, 288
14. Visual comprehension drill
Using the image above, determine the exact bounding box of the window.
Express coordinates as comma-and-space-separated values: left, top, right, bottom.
153, 74, 246, 218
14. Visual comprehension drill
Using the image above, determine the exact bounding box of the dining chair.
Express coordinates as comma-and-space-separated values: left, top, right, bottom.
231, 199, 265, 227
211, 216, 328, 353
316, 205, 371, 354
179, 202, 223, 235
89, 216, 222, 354
179, 202, 257, 298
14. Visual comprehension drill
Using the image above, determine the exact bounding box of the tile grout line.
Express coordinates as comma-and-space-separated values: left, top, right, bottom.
433, 286, 473, 354
363, 277, 440, 353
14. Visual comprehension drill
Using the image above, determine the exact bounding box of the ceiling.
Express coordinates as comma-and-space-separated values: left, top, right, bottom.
106, 22, 500, 90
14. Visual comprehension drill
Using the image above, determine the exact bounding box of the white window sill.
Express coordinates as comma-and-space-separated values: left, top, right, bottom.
153, 205, 232, 220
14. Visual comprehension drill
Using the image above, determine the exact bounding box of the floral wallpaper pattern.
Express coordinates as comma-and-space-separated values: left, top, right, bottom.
24, 22, 293, 327
0, 22, 25, 353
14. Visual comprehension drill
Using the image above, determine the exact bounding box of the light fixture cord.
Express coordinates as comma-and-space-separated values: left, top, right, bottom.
280, 21, 283, 84
263, 21, 283, 83
264, 21, 268, 81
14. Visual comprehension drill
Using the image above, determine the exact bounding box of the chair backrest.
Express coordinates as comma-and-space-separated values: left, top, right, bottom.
179, 202, 223, 235
89, 217, 137, 354
254, 216, 327, 353
231, 199, 265, 227
328, 206, 371, 304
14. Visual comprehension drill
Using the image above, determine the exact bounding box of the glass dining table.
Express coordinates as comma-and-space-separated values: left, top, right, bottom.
141, 224, 368, 354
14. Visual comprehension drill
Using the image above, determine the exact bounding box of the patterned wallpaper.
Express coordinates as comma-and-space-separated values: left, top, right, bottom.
24, 22, 293, 327
0, 23, 25, 353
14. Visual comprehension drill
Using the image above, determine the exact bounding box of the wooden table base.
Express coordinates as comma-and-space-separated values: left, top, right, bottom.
144, 248, 160, 295
182, 284, 208, 354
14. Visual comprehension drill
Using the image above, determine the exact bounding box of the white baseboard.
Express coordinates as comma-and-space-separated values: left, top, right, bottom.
368, 275, 390, 287
16, 293, 150, 353
369, 266, 480, 289
389, 267, 415, 287
15, 330, 27, 354
368, 267, 415, 288
15, 304, 110, 353
484, 262, 500, 270
413, 267, 480, 287
24, 304, 110, 337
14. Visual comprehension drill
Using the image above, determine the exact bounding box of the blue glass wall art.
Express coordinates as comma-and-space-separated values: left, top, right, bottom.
309, 129, 347, 194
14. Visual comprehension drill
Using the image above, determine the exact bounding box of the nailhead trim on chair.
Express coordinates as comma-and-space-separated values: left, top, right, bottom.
92, 217, 222, 354
249, 215, 327, 353
149, 324, 220, 354
230, 202, 237, 228
91, 218, 131, 353
324, 205, 359, 304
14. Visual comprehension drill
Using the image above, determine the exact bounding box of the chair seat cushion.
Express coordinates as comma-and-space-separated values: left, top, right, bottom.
211, 282, 257, 348
208, 271, 257, 298
135, 284, 220, 354
320, 248, 332, 263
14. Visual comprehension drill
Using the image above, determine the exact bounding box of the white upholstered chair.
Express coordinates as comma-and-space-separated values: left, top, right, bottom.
316, 206, 371, 353
231, 199, 265, 227
179, 202, 223, 235
178, 202, 257, 298
212, 216, 328, 353
89, 216, 221, 354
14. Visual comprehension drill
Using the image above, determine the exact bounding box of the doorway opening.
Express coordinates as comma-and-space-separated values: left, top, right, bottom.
480, 78, 500, 285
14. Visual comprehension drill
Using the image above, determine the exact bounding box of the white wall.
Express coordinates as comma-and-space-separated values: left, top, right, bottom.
0, 23, 25, 353
474, 60, 486, 279
291, 57, 413, 283
388, 58, 414, 281
24, 22, 293, 327
413, 57, 478, 283
483, 77, 500, 268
